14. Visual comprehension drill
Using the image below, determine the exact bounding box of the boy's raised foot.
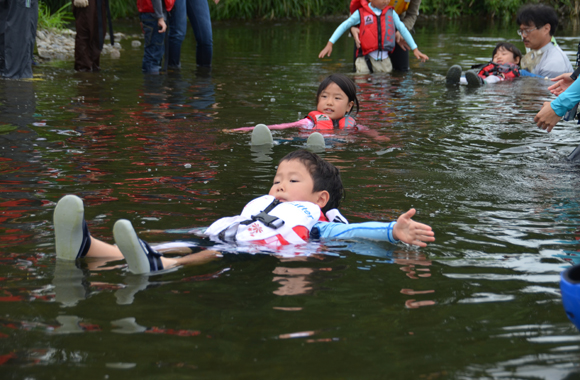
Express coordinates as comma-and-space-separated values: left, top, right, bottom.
446, 65, 462, 85
54, 195, 91, 260
113, 219, 164, 274
251, 124, 273, 145
465, 71, 484, 87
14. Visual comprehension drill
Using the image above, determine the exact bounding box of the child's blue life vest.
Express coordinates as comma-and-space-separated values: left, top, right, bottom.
306, 111, 357, 129
358, 3, 396, 57
204, 195, 348, 248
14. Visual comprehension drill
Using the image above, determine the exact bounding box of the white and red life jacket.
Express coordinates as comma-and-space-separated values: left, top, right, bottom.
477, 62, 520, 80
204, 195, 348, 248
306, 111, 357, 130
357, 0, 396, 57
137, 0, 175, 13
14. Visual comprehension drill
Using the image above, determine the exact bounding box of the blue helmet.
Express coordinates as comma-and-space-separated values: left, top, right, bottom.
560, 265, 580, 329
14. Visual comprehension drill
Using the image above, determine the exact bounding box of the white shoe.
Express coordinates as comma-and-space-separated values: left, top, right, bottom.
306, 132, 325, 148
251, 124, 273, 145
113, 219, 163, 274
54, 195, 90, 260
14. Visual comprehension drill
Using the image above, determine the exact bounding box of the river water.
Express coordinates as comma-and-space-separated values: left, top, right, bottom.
1, 17, 580, 379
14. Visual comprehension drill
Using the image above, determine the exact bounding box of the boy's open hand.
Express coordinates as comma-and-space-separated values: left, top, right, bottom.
413, 49, 429, 63
393, 208, 435, 247
319, 42, 334, 58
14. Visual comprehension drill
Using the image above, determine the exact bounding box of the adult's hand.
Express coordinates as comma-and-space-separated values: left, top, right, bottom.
549, 73, 574, 96
534, 101, 561, 132
395, 31, 410, 51
350, 27, 361, 49
213, 0, 219, 4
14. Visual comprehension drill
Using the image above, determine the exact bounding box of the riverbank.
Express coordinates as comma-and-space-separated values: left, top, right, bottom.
35, 28, 142, 62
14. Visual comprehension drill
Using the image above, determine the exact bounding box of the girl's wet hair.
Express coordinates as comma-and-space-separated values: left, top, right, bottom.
492, 42, 522, 65
316, 74, 360, 116
279, 150, 345, 213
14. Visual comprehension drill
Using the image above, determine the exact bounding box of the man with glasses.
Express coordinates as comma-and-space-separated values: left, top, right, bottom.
516, 4, 572, 79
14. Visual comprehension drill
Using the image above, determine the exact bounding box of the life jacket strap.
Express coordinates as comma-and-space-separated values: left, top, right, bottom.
240, 199, 285, 229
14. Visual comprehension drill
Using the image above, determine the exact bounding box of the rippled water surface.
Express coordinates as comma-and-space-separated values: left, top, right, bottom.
2, 18, 580, 379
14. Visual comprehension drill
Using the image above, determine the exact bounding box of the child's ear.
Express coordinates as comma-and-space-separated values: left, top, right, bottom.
315, 191, 330, 210
515, 56, 521, 65
347, 101, 354, 114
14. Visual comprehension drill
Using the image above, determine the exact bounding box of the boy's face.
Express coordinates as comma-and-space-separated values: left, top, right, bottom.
269, 159, 329, 210
370, 0, 390, 10
493, 47, 520, 65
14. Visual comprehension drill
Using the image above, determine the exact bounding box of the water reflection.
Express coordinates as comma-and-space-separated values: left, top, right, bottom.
3, 18, 580, 378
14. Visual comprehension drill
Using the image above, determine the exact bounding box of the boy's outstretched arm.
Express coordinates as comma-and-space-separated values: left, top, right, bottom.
392, 208, 435, 247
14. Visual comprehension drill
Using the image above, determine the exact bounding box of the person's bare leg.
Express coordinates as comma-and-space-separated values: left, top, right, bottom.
160, 250, 219, 269
86, 237, 123, 259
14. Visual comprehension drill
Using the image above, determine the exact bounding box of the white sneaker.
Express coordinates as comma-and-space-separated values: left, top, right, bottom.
251, 124, 273, 145
306, 132, 325, 148
54, 195, 91, 260
113, 219, 163, 274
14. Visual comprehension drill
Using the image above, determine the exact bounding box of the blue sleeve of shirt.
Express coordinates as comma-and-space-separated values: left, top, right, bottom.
393, 12, 417, 51
551, 78, 580, 117
313, 221, 398, 244
329, 11, 361, 44
519, 69, 544, 78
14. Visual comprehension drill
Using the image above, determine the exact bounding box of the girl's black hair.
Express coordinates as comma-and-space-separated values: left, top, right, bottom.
492, 42, 523, 65
279, 150, 345, 213
316, 74, 360, 116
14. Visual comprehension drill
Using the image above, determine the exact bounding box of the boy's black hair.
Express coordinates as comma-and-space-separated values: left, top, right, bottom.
316, 74, 360, 116
279, 150, 345, 213
516, 4, 558, 36
492, 42, 522, 65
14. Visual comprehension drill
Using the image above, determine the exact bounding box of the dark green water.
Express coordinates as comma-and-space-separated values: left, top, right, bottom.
2, 17, 580, 379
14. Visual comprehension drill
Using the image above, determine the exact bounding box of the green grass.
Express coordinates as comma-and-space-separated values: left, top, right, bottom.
39, 0, 580, 20
38, 1, 73, 30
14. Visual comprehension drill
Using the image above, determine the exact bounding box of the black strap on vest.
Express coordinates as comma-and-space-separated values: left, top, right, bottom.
364, 55, 374, 73
240, 199, 285, 229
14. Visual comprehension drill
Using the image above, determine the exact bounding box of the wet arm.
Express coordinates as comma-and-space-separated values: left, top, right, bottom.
229, 118, 314, 132
551, 77, 580, 116
313, 221, 398, 244
328, 11, 361, 44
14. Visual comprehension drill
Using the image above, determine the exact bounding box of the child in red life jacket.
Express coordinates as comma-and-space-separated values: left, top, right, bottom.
318, 0, 429, 74
229, 74, 388, 141
138, 0, 174, 74
446, 42, 523, 87
53, 150, 435, 274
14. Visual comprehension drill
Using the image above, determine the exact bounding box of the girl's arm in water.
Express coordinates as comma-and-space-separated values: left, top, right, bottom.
228, 118, 314, 132
355, 125, 390, 142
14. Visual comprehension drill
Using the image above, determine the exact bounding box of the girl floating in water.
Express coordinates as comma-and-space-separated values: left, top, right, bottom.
229, 74, 388, 142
